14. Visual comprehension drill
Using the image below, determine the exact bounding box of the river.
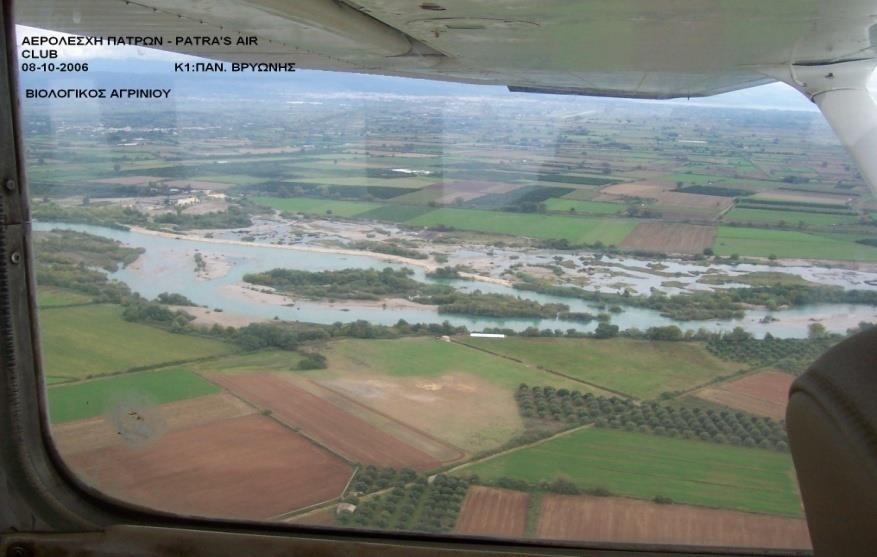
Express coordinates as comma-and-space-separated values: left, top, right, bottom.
34, 222, 877, 338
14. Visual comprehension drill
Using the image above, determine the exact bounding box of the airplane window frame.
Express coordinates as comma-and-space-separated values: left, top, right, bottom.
0, 2, 812, 555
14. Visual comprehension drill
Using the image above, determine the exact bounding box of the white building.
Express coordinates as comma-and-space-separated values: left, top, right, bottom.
174, 196, 199, 208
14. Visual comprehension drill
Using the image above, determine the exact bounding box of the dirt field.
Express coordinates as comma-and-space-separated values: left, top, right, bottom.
597, 183, 731, 219
318, 371, 525, 454
210, 372, 445, 470
619, 222, 717, 254
53, 392, 254, 454
696, 371, 794, 419
430, 181, 523, 204
290, 377, 463, 463
455, 486, 529, 538
65, 415, 352, 520
537, 495, 811, 549
652, 191, 733, 217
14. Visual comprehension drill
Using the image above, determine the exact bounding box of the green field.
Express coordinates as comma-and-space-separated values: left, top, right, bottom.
323, 337, 595, 392
281, 174, 437, 188
191, 350, 303, 374
39, 304, 234, 380
544, 198, 622, 215
461, 337, 741, 399
713, 227, 877, 261
406, 208, 636, 245
252, 196, 380, 217
356, 204, 435, 222
458, 428, 801, 516
37, 287, 92, 308
48, 367, 219, 423
724, 207, 857, 226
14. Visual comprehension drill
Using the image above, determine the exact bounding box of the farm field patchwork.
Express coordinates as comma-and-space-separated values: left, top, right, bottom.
459, 337, 741, 399
537, 494, 810, 549
209, 372, 453, 469
315, 338, 599, 453
458, 428, 802, 516
543, 198, 622, 214
39, 304, 234, 380
405, 208, 637, 245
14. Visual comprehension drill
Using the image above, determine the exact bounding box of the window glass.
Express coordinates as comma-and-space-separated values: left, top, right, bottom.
20, 20, 877, 552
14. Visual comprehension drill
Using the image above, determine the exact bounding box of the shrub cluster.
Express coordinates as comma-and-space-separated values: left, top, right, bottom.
471, 475, 612, 497
600, 401, 789, 452
339, 475, 469, 533
348, 465, 418, 495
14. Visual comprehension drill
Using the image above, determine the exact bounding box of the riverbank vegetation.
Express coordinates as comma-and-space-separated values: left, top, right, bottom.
244, 267, 572, 319
515, 274, 877, 320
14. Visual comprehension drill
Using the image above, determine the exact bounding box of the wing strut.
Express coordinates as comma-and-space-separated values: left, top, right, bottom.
769, 60, 877, 194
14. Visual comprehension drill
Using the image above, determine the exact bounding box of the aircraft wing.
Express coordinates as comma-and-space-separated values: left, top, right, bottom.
15, 0, 877, 98
16, 0, 877, 188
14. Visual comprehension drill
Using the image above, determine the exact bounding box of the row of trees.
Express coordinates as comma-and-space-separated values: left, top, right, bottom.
706, 336, 838, 374
515, 385, 789, 452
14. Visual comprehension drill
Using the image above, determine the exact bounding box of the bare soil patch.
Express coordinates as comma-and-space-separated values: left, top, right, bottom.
696, 370, 794, 419
432, 181, 523, 204
318, 372, 524, 454
287, 377, 462, 463
211, 373, 444, 470
65, 415, 352, 520
455, 486, 529, 538
537, 494, 810, 549
619, 222, 716, 254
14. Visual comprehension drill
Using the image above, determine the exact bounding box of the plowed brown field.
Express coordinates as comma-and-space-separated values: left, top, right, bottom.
66, 415, 352, 520
211, 373, 444, 470
537, 495, 810, 549
696, 370, 794, 419
619, 222, 716, 254
455, 486, 529, 537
